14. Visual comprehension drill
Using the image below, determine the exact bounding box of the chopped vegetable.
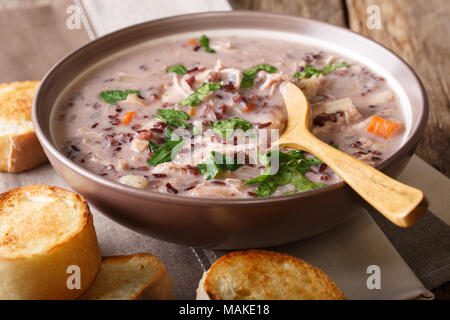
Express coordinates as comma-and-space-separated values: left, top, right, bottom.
99, 90, 141, 104
240, 64, 278, 89
165, 127, 179, 141
197, 151, 243, 180
199, 35, 216, 53
168, 64, 187, 75
367, 115, 401, 139
255, 179, 279, 198
293, 61, 351, 80
122, 111, 136, 125
290, 168, 326, 192
180, 82, 221, 106
243, 103, 257, 113
210, 117, 253, 138
148, 137, 183, 166
197, 157, 220, 180
187, 38, 199, 46
153, 108, 192, 128
245, 149, 325, 197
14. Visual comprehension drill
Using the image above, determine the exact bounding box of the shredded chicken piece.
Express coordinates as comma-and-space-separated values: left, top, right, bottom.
220, 68, 242, 88
131, 138, 149, 152
214, 59, 224, 72
122, 93, 148, 106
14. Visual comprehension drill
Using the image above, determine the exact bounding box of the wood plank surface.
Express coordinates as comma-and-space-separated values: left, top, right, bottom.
229, 0, 347, 26
346, 0, 450, 177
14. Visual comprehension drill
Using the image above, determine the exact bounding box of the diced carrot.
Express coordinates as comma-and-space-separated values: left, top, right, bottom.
122, 111, 136, 125
187, 38, 199, 46
189, 107, 196, 116
367, 115, 401, 139
243, 103, 257, 113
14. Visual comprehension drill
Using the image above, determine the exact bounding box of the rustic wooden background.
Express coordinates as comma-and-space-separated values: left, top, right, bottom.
1, 0, 449, 299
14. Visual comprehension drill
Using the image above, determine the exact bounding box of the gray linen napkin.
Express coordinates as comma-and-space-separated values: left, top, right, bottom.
370, 209, 450, 289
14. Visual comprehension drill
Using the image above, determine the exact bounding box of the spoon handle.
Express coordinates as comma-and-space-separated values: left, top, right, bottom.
280, 132, 428, 227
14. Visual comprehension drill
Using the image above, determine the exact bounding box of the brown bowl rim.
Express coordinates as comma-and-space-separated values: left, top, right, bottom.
32, 10, 429, 207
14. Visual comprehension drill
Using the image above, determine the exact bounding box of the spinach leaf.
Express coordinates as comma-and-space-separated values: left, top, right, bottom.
255, 178, 279, 198
244, 173, 270, 185
99, 90, 141, 104
288, 158, 323, 174
271, 166, 292, 186
321, 61, 351, 75
199, 35, 216, 53
197, 157, 221, 180
197, 151, 243, 180
290, 168, 326, 191
180, 82, 221, 107
153, 109, 192, 129
210, 117, 253, 138
147, 138, 183, 166
245, 149, 325, 197
212, 151, 243, 171
240, 64, 278, 89
168, 64, 187, 75
293, 61, 350, 80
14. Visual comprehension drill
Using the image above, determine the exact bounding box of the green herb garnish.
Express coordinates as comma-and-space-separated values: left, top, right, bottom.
293, 61, 351, 80
245, 149, 325, 197
180, 82, 221, 107
197, 151, 243, 180
148, 137, 183, 166
99, 90, 141, 104
210, 117, 253, 138
168, 64, 187, 75
290, 168, 326, 192
240, 64, 278, 89
153, 109, 192, 128
199, 35, 216, 53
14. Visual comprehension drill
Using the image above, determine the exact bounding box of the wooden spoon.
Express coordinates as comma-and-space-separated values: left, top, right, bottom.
278, 82, 427, 227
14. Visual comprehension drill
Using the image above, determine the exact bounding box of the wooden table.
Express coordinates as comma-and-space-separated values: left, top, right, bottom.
230, 0, 450, 299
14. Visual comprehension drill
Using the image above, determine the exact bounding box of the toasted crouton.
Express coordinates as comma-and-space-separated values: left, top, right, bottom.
197, 250, 345, 300
0, 81, 47, 172
0, 185, 101, 299
80, 254, 173, 300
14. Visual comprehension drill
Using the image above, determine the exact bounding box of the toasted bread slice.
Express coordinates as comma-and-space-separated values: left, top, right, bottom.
197, 250, 345, 300
0, 81, 47, 172
0, 185, 101, 299
80, 253, 173, 300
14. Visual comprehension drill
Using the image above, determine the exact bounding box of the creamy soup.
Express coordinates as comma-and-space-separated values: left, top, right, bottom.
51, 35, 405, 198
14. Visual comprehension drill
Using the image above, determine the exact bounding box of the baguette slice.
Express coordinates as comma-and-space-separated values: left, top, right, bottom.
0, 185, 101, 299
0, 81, 47, 172
80, 253, 174, 300
197, 250, 345, 300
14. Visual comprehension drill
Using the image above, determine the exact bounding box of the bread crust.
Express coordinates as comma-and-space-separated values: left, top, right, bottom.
200, 250, 345, 300
0, 185, 101, 299
0, 81, 47, 172
80, 253, 173, 300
